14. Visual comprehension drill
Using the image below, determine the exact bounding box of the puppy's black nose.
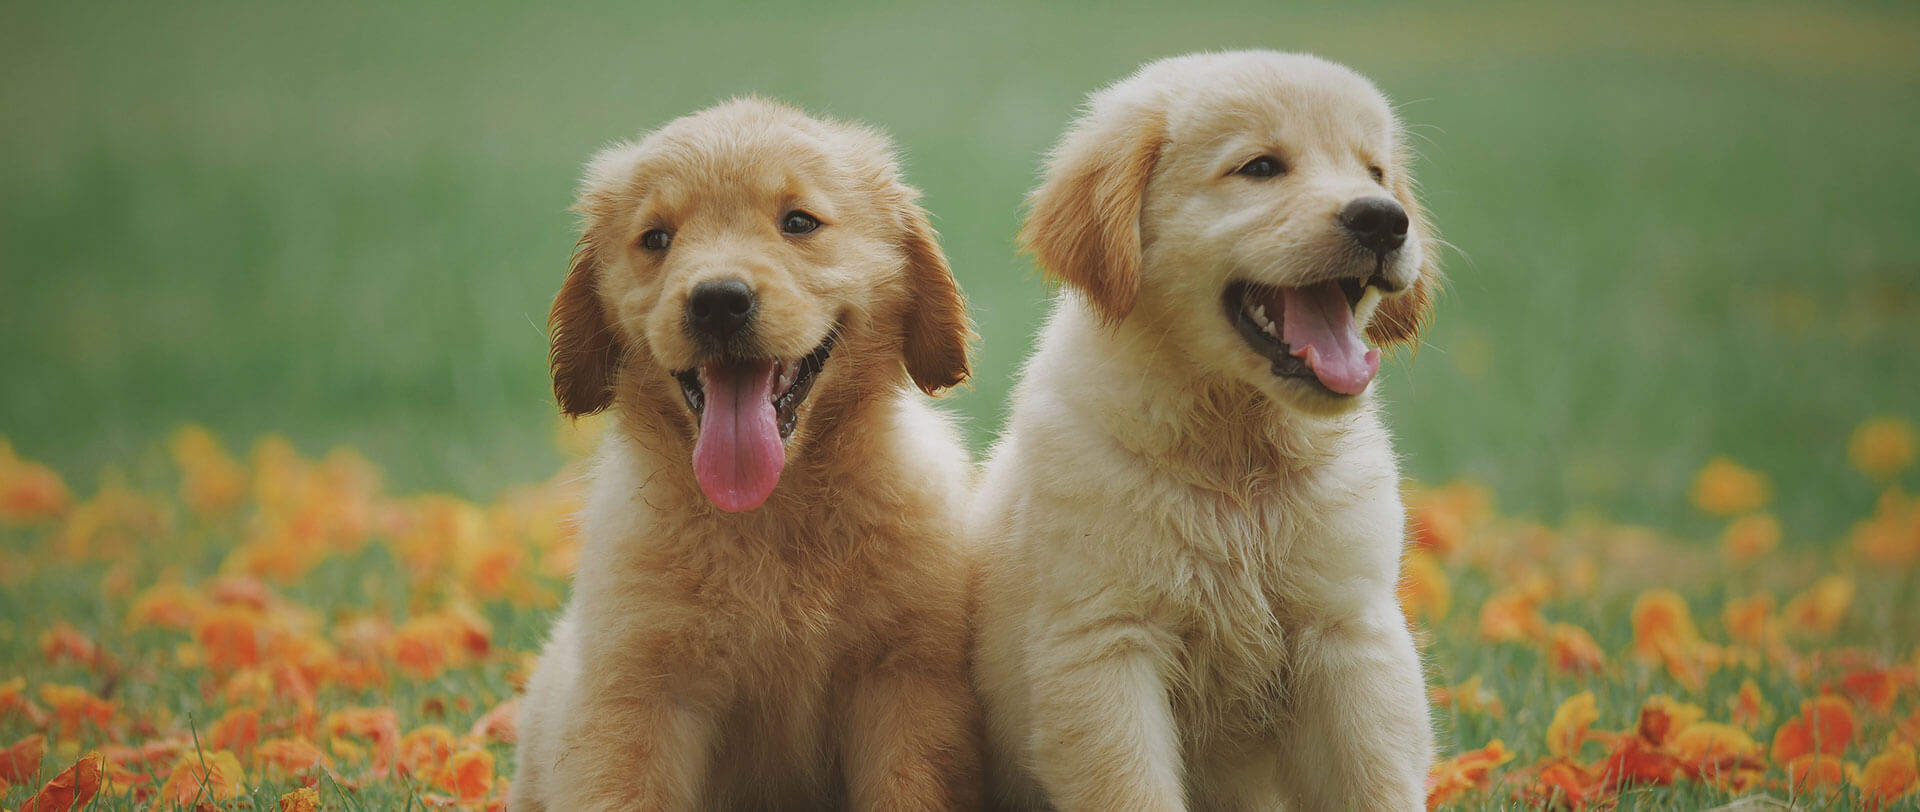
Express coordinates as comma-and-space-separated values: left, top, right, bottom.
686, 278, 756, 341
1339, 197, 1409, 254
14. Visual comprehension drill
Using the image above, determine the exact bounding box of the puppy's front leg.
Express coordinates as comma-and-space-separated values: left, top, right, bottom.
542, 616, 724, 812
1277, 602, 1431, 812
1029, 616, 1185, 812
841, 643, 983, 811
546, 689, 716, 812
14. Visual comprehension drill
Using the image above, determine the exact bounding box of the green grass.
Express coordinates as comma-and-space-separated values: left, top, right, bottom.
5, 0, 1917, 532
3, 0, 1919, 809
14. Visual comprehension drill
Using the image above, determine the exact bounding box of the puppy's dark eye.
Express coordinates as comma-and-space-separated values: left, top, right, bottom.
781, 211, 821, 235
1235, 156, 1285, 179
640, 229, 673, 251
1368, 165, 1386, 184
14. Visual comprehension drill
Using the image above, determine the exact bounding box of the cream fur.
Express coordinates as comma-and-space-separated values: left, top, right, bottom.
974, 52, 1438, 811
513, 99, 981, 812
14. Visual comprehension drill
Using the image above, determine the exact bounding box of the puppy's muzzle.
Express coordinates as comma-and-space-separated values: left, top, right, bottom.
686, 278, 758, 346
1339, 197, 1409, 257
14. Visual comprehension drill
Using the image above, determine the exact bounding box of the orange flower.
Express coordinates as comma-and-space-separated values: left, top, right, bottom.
1631, 589, 1698, 661
1600, 734, 1683, 788
1900, 705, 1920, 746
50, 476, 168, 560
38, 623, 111, 673
1781, 574, 1853, 636
0, 677, 50, 729
1770, 695, 1856, 764
205, 706, 263, 759
1478, 584, 1548, 643
1784, 753, 1853, 792
0, 440, 71, 525
1852, 489, 1920, 567
1635, 695, 1705, 747
1, 733, 46, 783
1548, 691, 1600, 759
170, 425, 249, 517
1835, 666, 1915, 714
391, 607, 493, 680
467, 696, 520, 744
1430, 675, 1505, 718
156, 749, 245, 805
1857, 743, 1919, 810
1631, 589, 1705, 689
1426, 738, 1513, 807
1409, 489, 1475, 555
1719, 513, 1779, 564
1669, 722, 1763, 777
1728, 678, 1772, 730
1722, 593, 1775, 646
127, 581, 206, 631
1690, 456, 1770, 515
1397, 550, 1449, 625
279, 786, 323, 812
1547, 623, 1606, 675
327, 706, 400, 778
1516, 759, 1604, 810
196, 606, 269, 674
399, 724, 456, 780
1850, 416, 1917, 480
18, 750, 103, 812
254, 736, 331, 780
436, 748, 495, 802
38, 683, 113, 740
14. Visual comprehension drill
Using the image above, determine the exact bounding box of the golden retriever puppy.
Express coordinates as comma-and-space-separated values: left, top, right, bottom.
511, 98, 981, 812
973, 52, 1438, 811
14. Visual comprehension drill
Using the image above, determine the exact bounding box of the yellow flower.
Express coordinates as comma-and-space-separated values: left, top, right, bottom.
169, 424, 249, 517
1852, 489, 1920, 567
1547, 691, 1599, 758
157, 749, 245, 804
1782, 574, 1854, 636
1690, 457, 1771, 516
1720, 514, 1780, 564
1850, 417, 1916, 480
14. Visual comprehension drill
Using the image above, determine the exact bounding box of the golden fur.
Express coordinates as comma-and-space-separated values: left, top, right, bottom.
512, 98, 981, 811
973, 51, 1439, 810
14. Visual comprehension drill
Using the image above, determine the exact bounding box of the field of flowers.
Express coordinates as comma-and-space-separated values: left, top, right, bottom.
0, 416, 1915, 811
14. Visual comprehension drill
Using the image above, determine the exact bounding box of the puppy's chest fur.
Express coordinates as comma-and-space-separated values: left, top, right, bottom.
1142, 468, 1394, 746
577, 463, 963, 802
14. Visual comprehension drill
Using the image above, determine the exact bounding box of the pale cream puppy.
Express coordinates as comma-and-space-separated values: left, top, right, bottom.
974, 51, 1439, 811
512, 99, 981, 811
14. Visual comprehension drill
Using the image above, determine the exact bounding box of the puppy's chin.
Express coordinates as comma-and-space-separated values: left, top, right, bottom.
1253, 373, 1371, 417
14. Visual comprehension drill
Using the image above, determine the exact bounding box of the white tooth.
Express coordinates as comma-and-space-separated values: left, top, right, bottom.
1263, 320, 1280, 338
1354, 285, 1385, 325
1252, 304, 1267, 325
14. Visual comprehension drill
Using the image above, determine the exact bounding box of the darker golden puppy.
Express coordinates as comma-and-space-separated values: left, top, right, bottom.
512, 98, 980, 812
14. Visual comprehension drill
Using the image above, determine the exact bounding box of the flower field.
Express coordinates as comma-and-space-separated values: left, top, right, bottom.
0, 417, 1915, 811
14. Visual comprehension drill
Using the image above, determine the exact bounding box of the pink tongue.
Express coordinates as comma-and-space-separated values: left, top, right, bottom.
1280, 281, 1380, 396
692, 360, 786, 512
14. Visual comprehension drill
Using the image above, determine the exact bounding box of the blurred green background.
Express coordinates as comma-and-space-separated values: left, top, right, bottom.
3, 0, 1916, 539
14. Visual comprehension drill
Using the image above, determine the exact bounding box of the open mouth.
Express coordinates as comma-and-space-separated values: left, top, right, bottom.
674, 333, 835, 441
1224, 276, 1385, 397
670, 332, 836, 512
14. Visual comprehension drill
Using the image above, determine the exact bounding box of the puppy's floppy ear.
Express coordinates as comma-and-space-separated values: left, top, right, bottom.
1366, 150, 1439, 347
549, 143, 643, 417
896, 195, 974, 394
1019, 102, 1166, 326
549, 236, 621, 416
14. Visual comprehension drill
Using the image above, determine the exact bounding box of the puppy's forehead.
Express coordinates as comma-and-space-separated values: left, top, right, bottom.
1139, 52, 1398, 151
626, 101, 894, 205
